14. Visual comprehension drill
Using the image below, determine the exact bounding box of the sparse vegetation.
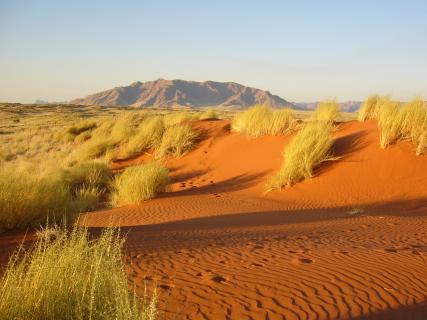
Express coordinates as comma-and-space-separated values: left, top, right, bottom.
0, 226, 157, 320
267, 122, 334, 190
199, 109, 219, 120
156, 124, 198, 158
111, 162, 170, 206
313, 101, 339, 123
232, 105, 294, 138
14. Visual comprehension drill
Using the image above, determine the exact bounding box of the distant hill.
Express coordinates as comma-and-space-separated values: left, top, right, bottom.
70, 79, 294, 108
294, 101, 362, 112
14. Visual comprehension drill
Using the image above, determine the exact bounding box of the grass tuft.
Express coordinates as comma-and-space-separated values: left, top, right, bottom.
0, 226, 157, 320
0, 168, 72, 231
313, 101, 339, 123
111, 162, 169, 206
156, 124, 198, 158
232, 105, 294, 138
267, 122, 334, 190
358, 95, 381, 122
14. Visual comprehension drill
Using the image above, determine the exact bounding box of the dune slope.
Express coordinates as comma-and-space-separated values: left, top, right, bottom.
33, 120, 427, 319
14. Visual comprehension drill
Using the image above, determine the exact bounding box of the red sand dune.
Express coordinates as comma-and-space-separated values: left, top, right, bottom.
83, 119, 427, 319
2, 119, 426, 319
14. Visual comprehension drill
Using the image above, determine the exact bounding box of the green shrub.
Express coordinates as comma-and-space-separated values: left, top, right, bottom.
232, 105, 294, 138
156, 124, 197, 158
267, 122, 334, 190
0, 226, 157, 320
111, 162, 169, 206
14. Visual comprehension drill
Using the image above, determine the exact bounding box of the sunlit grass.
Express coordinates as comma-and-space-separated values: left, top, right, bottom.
267, 122, 334, 190
232, 105, 294, 138
111, 162, 170, 206
0, 226, 157, 320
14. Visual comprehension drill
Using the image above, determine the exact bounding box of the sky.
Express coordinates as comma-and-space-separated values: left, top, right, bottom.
1, 0, 427, 103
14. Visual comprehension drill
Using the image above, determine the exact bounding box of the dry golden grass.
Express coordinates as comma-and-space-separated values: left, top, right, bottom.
118, 116, 165, 160
358, 95, 381, 121
232, 105, 294, 138
111, 162, 169, 206
267, 122, 334, 190
377, 98, 401, 149
199, 109, 219, 120
156, 124, 198, 158
313, 101, 340, 123
0, 226, 157, 320
397, 98, 427, 155
0, 167, 72, 231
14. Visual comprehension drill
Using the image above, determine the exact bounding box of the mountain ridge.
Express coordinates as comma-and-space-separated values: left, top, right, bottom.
70, 79, 294, 108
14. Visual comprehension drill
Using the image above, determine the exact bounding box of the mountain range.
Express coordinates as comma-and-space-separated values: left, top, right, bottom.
71, 79, 292, 108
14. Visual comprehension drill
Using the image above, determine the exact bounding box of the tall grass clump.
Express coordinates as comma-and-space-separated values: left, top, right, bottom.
111, 162, 169, 206
163, 112, 194, 128
358, 95, 381, 121
119, 116, 165, 159
0, 226, 157, 320
269, 108, 295, 135
156, 124, 198, 158
267, 122, 334, 190
313, 100, 339, 123
0, 168, 71, 231
232, 105, 294, 138
64, 162, 111, 211
397, 98, 427, 155
376, 99, 401, 149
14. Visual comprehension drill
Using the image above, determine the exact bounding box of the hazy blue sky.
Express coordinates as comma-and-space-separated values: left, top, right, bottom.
1, 0, 426, 103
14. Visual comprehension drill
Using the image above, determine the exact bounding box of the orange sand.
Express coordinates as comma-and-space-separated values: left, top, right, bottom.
4, 119, 427, 319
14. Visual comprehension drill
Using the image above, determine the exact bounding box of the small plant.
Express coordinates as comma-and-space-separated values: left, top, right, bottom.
358, 95, 381, 122
156, 124, 197, 158
0, 226, 157, 319
267, 122, 334, 190
163, 112, 194, 128
347, 207, 365, 216
377, 98, 400, 149
313, 100, 339, 123
199, 109, 219, 120
119, 116, 165, 159
111, 162, 170, 206
232, 105, 294, 138
397, 98, 427, 155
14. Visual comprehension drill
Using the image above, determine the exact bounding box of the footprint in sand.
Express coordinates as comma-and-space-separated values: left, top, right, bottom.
211, 275, 226, 283
158, 284, 171, 290
292, 257, 313, 264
